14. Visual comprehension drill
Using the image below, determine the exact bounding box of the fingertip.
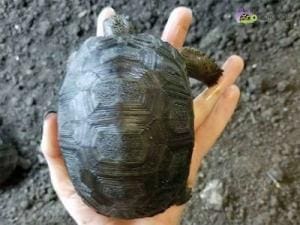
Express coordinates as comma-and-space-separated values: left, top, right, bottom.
97, 6, 116, 36
224, 85, 240, 99
170, 7, 193, 24
221, 85, 241, 113
43, 112, 57, 134
231, 55, 244, 70
44, 111, 57, 122
97, 6, 115, 21
223, 55, 244, 72
42, 112, 57, 141
161, 7, 193, 49
217, 55, 244, 88
41, 112, 60, 159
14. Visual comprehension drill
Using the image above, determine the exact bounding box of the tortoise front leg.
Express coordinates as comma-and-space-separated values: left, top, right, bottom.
179, 47, 223, 87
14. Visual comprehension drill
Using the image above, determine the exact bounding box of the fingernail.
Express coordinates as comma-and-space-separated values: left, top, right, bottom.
98, 6, 115, 19
43, 111, 57, 121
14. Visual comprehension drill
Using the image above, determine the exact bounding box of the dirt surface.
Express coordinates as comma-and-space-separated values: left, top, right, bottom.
0, 0, 299, 224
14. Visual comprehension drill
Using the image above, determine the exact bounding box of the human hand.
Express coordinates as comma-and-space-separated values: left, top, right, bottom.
41, 6, 244, 225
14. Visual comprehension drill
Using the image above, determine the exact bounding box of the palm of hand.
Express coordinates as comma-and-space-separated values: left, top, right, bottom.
41, 6, 244, 225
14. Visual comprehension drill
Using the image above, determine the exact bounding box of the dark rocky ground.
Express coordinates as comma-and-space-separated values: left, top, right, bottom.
0, 0, 299, 224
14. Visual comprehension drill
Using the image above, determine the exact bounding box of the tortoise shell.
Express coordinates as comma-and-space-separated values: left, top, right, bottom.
58, 34, 194, 218
0, 135, 18, 184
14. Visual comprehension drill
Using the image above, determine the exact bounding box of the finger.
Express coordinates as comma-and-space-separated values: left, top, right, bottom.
161, 7, 192, 49
41, 114, 108, 224
188, 85, 240, 187
96, 6, 116, 36
218, 55, 244, 89
41, 113, 76, 198
197, 85, 240, 155
193, 55, 244, 130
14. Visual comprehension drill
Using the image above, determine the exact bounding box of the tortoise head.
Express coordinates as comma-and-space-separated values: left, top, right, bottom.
102, 14, 222, 87
103, 15, 135, 36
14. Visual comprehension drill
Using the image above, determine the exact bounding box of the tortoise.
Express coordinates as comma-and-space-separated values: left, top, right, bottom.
58, 13, 222, 219
0, 132, 18, 184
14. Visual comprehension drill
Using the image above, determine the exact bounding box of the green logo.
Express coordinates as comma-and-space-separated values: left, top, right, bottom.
235, 8, 258, 24
239, 13, 258, 24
